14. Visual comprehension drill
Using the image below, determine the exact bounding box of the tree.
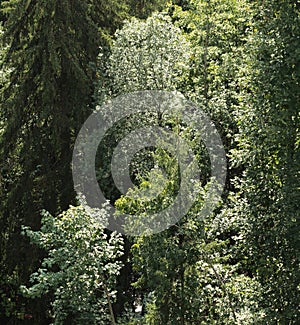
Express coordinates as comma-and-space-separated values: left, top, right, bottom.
169, 0, 253, 191
104, 12, 191, 96
116, 2, 259, 323
230, 0, 300, 322
100, 8, 260, 323
94, 12, 192, 320
0, 0, 127, 322
21, 205, 124, 325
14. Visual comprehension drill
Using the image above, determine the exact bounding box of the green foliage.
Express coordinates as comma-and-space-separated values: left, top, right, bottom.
0, 0, 299, 323
0, 0, 129, 321
0, 25, 8, 140
94, 13, 194, 319
117, 186, 264, 324
110, 2, 253, 323
103, 3, 262, 323
20, 205, 124, 324
0, 0, 100, 271
95, 12, 192, 202
169, 0, 253, 164
126, 0, 169, 19
229, 0, 300, 323
104, 12, 191, 96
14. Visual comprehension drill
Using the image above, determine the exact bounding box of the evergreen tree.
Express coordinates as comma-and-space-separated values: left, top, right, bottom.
0, 0, 127, 322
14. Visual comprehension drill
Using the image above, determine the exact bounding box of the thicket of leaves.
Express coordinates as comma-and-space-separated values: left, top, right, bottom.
109, 7, 264, 324
21, 205, 123, 325
0, 0, 299, 324
229, 0, 300, 322
0, 0, 129, 322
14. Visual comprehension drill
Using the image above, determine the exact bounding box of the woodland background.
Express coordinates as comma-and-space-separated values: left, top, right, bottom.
0, 0, 299, 324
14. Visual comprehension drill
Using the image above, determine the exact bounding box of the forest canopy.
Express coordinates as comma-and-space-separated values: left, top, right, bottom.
0, 0, 299, 324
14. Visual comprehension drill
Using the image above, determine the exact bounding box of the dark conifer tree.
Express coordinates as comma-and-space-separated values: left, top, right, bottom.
0, 0, 127, 322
